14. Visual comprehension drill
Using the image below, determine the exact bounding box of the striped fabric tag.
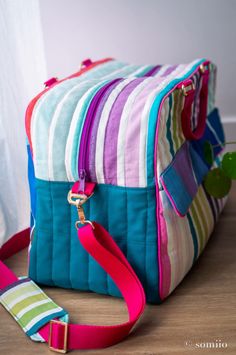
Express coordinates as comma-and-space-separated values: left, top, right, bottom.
160, 141, 209, 216
0, 278, 68, 337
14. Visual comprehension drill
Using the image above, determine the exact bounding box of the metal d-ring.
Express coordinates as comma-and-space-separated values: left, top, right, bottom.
75, 220, 95, 230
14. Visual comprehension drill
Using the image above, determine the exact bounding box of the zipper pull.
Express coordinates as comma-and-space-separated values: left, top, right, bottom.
44, 77, 58, 88
79, 169, 86, 193
80, 58, 93, 69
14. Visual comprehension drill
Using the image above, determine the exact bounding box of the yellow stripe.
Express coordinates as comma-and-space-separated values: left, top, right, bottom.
189, 198, 203, 256
193, 190, 209, 254
171, 91, 180, 151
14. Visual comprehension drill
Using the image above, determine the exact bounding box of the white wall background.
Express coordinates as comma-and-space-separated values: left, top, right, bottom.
0, 0, 47, 246
39, 0, 236, 123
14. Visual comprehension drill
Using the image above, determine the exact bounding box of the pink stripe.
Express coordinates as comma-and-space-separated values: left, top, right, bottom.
154, 62, 205, 300
158, 197, 172, 299
125, 78, 164, 186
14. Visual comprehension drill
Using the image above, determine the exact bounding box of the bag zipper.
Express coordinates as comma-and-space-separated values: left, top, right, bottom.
78, 78, 122, 192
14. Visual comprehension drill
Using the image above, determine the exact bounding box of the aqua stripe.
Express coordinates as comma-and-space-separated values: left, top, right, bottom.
71, 80, 111, 180
26, 310, 67, 336
146, 59, 206, 185
136, 65, 154, 77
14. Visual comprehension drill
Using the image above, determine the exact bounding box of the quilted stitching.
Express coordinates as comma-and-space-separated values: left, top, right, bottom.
29, 181, 160, 304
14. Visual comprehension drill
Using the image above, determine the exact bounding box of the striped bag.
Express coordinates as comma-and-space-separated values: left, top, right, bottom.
0, 58, 227, 352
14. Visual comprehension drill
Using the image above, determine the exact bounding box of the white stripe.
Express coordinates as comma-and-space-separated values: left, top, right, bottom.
31, 62, 111, 152
17, 299, 51, 319
31, 61, 125, 179
207, 120, 224, 146
23, 307, 63, 332
139, 61, 201, 186
49, 65, 142, 181
153, 64, 171, 78
102, 64, 138, 79
95, 78, 135, 183
139, 65, 186, 186
117, 78, 153, 186
127, 65, 151, 77
48, 80, 98, 180
6, 290, 42, 309
0, 280, 31, 300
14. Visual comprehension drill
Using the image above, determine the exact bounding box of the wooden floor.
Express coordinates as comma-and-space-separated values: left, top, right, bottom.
1, 183, 236, 355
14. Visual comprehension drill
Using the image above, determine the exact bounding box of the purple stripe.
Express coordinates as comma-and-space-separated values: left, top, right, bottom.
161, 65, 178, 77
88, 79, 124, 181
172, 143, 197, 198
145, 65, 162, 77
192, 71, 201, 131
0, 278, 31, 296
78, 79, 120, 180
104, 78, 146, 184
125, 77, 162, 186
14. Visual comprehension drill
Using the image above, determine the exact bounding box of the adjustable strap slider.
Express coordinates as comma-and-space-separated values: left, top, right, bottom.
49, 320, 68, 353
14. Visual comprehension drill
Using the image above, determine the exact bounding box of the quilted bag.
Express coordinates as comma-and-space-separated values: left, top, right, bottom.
0, 58, 227, 352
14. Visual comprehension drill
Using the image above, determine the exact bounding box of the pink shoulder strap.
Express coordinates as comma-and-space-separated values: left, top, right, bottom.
0, 220, 146, 352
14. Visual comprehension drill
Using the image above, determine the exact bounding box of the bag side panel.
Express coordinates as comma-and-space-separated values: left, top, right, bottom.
155, 64, 227, 300
29, 180, 160, 304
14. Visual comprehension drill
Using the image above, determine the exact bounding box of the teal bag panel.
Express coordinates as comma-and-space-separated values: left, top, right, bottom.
29, 179, 160, 304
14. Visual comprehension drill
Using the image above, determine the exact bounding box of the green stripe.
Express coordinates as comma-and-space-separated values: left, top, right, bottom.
19, 302, 59, 328
198, 185, 213, 227
189, 199, 204, 255
3, 282, 39, 304
166, 95, 175, 158
146, 59, 205, 185
175, 91, 185, 149
11, 293, 48, 315
193, 193, 208, 253
172, 91, 180, 151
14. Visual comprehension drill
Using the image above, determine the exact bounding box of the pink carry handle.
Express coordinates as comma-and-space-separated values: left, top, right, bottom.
180, 61, 209, 141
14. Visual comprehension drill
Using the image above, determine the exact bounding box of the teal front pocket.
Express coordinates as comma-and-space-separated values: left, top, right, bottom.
29, 179, 160, 303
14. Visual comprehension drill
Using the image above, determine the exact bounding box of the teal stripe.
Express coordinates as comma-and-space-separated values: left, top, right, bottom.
146, 59, 206, 186
136, 65, 154, 77
26, 310, 67, 336
186, 213, 198, 262
166, 95, 175, 157
71, 80, 111, 180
